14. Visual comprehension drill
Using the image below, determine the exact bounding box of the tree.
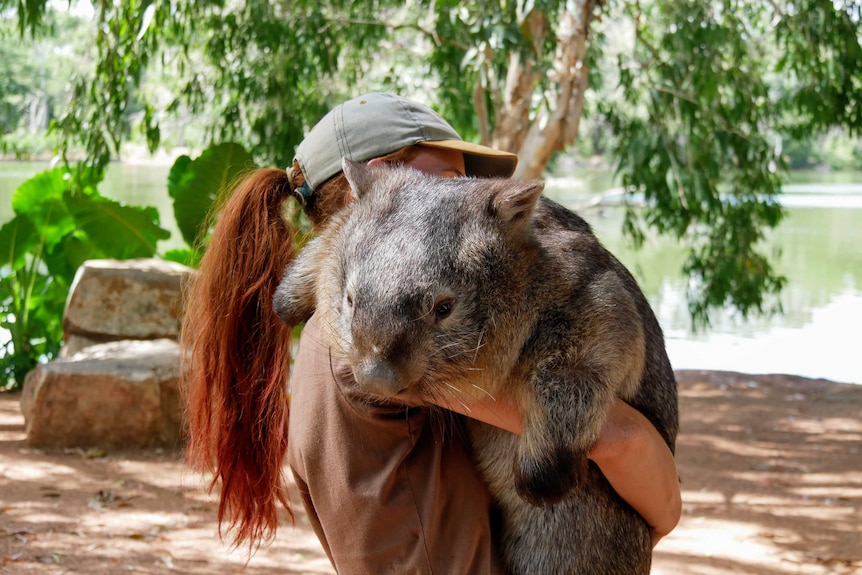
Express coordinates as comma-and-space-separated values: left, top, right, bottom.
4, 0, 861, 327
0, 11, 92, 155
603, 0, 861, 323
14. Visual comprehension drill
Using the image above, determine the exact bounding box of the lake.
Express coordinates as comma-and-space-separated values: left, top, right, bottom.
2, 160, 861, 385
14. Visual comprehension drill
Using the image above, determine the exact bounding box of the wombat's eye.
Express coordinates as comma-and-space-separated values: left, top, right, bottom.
434, 299, 454, 321
346, 292, 354, 308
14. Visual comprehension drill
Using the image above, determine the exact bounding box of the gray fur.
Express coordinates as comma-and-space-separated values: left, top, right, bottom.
274, 159, 679, 574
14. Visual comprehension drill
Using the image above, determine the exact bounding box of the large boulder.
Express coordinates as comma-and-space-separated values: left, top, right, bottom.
61, 258, 194, 356
21, 340, 184, 448
21, 258, 196, 448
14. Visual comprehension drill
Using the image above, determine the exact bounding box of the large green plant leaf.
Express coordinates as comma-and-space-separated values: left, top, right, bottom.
168, 142, 256, 246
18, 276, 65, 351
41, 233, 91, 286
10, 168, 76, 251
0, 215, 38, 271
163, 247, 201, 268
63, 192, 170, 260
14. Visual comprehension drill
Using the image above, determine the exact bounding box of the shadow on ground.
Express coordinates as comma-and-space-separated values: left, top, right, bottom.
1, 370, 860, 574
654, 370, 861, 575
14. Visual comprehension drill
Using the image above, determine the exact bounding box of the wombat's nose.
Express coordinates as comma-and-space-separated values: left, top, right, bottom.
353, 358, 406, 398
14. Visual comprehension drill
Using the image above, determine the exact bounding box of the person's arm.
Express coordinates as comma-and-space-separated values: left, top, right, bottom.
588, 399, 681, 546
432, 395, 681, 547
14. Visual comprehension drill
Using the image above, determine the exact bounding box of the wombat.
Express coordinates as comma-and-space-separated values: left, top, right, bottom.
274, 159, 679, 574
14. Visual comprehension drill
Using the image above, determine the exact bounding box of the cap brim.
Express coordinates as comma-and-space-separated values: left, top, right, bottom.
417, 140, 518, 178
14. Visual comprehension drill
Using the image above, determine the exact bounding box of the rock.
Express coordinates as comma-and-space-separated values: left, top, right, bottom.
22, 258, 196, 449
21, 339, 184, 448
62, 258, 194, 346
61, 333, 114, 357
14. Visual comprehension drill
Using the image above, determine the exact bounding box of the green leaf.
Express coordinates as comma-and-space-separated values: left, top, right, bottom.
0, 215, 38, 271
42, 234, 91, 286
168, 142, 255, 246
167, 154, 192, 195
163, 247, 201, 268
63, 192, 170, 259
10, 168, 76, 250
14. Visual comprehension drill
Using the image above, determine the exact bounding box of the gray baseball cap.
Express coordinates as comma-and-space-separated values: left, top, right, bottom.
294, 92, 518, 192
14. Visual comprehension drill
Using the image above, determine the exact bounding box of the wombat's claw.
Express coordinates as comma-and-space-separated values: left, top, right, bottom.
514, 449, 585, 507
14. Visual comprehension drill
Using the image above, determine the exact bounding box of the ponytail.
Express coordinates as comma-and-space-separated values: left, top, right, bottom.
181, 146, 418, 548
182, 167, 297, 547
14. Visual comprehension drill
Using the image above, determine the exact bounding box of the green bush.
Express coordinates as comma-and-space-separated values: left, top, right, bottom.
0, 166, 169, 390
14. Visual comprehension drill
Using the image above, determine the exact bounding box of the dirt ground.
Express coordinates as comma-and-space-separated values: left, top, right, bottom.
0, 369, 860, 575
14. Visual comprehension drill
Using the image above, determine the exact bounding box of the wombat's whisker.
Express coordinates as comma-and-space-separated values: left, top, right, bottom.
452, 398, 472, 413
305, 317, 350, 356
438, 336, 486, 360
441, 383, 473, 413
469, 384, 496, 401
472, 331, 485, 363
441, 381, 463, 394
438, 341, 464, 352
439, 343, 477, 360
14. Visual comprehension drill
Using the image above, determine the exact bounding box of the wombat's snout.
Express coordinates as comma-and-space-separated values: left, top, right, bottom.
352, 357, 407, 398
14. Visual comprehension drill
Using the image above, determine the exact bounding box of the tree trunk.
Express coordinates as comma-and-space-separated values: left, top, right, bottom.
490, 10, 547, 154
491, 1, 598, 180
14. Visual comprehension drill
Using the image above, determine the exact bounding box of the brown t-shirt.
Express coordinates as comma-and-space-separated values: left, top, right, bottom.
288, 314, 505, 574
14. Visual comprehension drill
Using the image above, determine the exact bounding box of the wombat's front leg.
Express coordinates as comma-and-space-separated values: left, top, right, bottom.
514, 367, 615, 506
273, 236, 326, 326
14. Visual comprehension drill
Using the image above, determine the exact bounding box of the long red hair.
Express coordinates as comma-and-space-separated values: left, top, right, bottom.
182, 168, 297, 546
182, 148, 419, 548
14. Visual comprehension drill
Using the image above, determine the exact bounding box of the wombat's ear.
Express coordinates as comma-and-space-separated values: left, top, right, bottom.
490, 180, 545, 224
342, 158, 376, 200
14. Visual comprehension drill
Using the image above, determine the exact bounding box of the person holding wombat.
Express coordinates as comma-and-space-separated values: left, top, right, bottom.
183, 93, 681, 573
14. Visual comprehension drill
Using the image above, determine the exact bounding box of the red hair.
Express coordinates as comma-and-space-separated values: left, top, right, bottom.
181, 147, 421, 548
182, 168, 296, 547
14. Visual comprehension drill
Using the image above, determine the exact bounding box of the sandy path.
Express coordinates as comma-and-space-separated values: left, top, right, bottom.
1, 370, 860, 574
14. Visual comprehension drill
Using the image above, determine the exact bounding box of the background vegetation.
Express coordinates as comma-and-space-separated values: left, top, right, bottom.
1, 0, 861, 389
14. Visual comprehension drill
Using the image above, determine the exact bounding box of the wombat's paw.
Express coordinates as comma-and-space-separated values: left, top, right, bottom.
513, 447, 587, 507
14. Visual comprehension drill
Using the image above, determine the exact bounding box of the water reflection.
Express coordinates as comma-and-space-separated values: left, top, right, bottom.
545, 172, 862, 385
663, 289, 862, 384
